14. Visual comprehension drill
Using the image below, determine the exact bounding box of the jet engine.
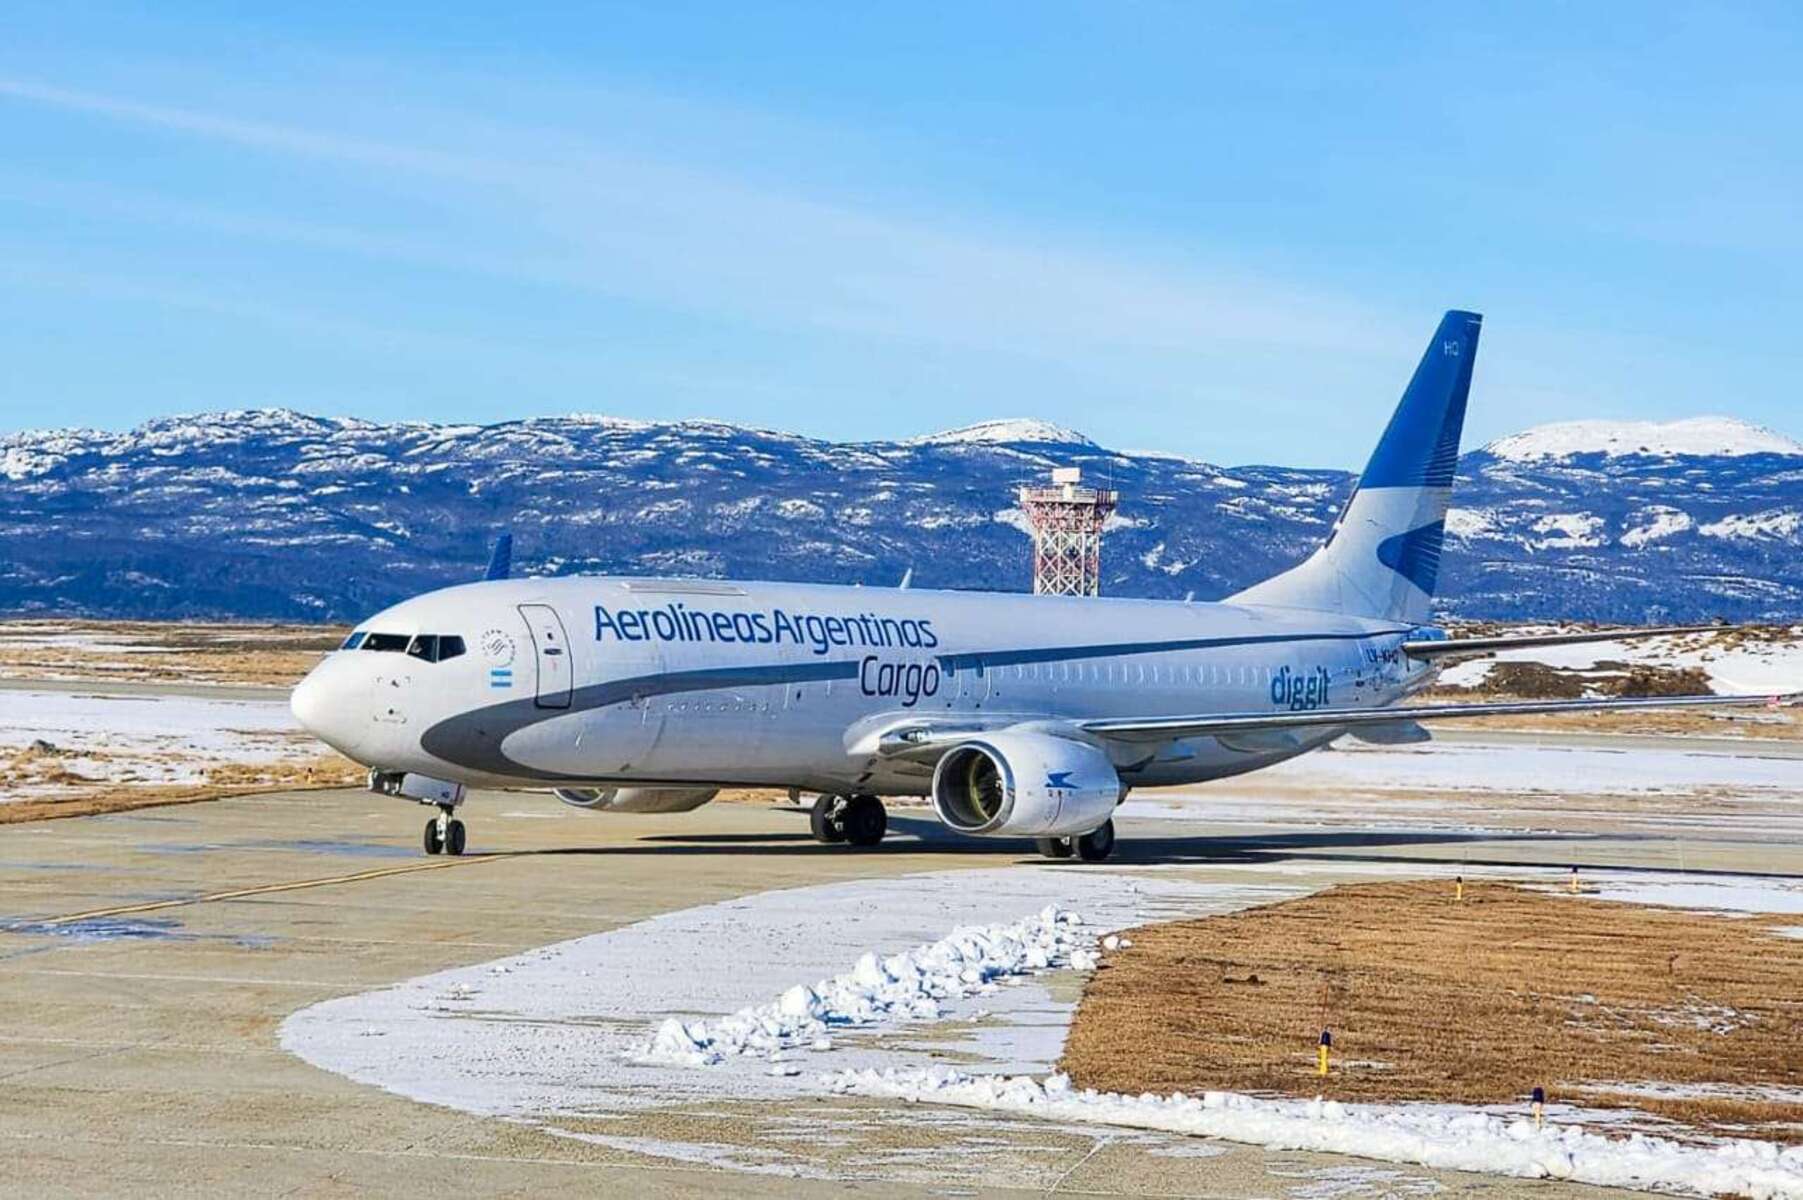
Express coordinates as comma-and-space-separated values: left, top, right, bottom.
554, 787, 718, 813
930, 731, 1121, 838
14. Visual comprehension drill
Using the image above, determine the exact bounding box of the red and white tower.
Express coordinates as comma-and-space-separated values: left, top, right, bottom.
1017, 467, 1118, 596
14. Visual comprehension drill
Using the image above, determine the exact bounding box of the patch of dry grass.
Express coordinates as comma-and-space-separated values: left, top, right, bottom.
0, 754, 363, 825
0, 619, 344, 686
1062, 881, 1803, 1141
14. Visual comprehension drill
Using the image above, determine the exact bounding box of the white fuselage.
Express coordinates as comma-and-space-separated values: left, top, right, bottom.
290, 575, 1435, 797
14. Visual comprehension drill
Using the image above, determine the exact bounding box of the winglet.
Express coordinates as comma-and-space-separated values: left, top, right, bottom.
483, 532, 513, 582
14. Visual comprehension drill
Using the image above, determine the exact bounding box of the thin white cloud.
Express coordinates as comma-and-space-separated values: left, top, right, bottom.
0, 76, 1411, 371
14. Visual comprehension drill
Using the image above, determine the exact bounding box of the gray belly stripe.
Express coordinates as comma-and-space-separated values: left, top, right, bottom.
420, 629, 1394, 778
421, 659, 859, 777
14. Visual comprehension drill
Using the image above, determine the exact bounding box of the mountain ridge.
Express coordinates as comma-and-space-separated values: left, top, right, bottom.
3, 410, 1800, 623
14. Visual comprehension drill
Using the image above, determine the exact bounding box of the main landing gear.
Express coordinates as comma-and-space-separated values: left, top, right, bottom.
423, 804, 467, 857
1036, 819, 1116, 863
810, 793, 887, 848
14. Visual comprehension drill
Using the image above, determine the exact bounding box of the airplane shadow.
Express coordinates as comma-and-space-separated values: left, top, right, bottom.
483, 811, 1777, 878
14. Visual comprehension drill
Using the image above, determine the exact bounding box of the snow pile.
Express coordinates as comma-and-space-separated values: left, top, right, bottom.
825, 1067, 1803, 1199
645, 905, 1093, 1066
1486, 417, 1803, 462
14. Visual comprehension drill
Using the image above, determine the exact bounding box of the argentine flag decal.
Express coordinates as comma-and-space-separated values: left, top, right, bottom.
489, 667, 513, 689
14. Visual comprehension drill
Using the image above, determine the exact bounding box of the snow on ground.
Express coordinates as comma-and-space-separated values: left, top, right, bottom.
1544, 874, 1803, 915
1117, 736, 1803, 834
1435, 630, 1803, 695
1485, 417, 1803, 462
283, 857, 1803, 1196
644, 904, 1097, 1068
0, 688, 311, 801
281, 868, 1297, 1117
822, 1068, 1803, 1200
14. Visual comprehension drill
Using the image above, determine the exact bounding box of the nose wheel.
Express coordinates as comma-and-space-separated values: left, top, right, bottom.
423, 806, 467, 856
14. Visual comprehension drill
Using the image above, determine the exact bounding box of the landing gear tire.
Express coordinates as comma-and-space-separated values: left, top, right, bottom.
1036, 837, 1075, 860
842, 794, 887, 848
424, 806, 465, 857
810, 795, 846, 844
1074, 820, 1116, 863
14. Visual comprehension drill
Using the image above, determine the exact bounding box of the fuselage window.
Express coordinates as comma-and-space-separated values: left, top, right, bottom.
340, 631, 367, 651
361, 633, 410, 653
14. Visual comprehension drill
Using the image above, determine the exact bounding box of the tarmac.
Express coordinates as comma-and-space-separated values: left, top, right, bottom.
2, 720, 1799, 1197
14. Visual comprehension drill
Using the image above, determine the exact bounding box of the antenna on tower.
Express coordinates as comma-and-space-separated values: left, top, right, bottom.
1016, 467, 1119, 596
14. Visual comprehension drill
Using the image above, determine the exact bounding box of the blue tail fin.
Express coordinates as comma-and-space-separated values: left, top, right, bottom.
1232, 311, 1482, 623
483, 532, 513, 582
1359, 310, 1481, 490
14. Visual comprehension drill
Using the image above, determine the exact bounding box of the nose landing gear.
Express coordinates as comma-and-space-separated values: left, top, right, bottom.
423, 806, 467, 856
368, 771, 470, 857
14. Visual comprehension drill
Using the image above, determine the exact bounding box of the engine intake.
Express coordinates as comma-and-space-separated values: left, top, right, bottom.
931, 732, 1120, 838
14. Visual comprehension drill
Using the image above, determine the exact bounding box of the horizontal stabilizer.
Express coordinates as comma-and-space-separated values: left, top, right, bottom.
1401, 623, 1727, 663
1346, 720, 1432, 745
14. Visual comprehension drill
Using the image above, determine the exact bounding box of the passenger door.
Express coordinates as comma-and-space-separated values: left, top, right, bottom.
518, 604, 573, 709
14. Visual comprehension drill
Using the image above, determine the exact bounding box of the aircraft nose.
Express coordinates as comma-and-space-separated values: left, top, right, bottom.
291, 659, 367, 760
290, 669, 326, 731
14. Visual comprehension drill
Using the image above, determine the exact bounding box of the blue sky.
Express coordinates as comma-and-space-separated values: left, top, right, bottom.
1, 3, 1797, 467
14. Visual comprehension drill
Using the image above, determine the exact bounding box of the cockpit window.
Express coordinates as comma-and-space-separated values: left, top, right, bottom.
401, 634, 467, 664
340, 631, 367, 651
361, 633, 411, 652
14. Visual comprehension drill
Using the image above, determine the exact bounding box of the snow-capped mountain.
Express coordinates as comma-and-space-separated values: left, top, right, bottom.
1, 411, 1799, 623
1484, 417, 1803, 462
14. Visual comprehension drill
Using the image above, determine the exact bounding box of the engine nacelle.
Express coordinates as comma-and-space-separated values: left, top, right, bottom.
554, 787, 719, 814
930, 732, 1121, 838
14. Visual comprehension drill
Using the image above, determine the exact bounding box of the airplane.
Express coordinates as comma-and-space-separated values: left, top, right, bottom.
289, 311, 1797, 859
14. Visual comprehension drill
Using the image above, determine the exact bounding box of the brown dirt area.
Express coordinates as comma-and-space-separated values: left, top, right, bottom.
1062, 880, 1803, 1141
0, 619, 345, 686
0, 755, 363, 824
1427, 622, 1802, 740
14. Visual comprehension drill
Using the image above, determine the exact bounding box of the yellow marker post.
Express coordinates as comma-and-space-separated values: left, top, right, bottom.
1455, 875, 1464, 902
1317, 1030, 1331, 1077
1569, 866, 1580, 894
1531, 1086, 1546, 1129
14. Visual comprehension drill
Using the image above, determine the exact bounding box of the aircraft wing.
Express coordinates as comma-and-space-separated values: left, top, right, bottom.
1399, 624, 1724, 663
1081, 691, 1798, 743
